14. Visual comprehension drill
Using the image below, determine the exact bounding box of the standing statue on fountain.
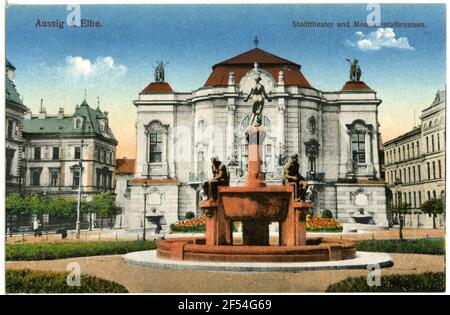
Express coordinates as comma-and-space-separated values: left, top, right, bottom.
283, 154, 308, 201
202, 156, 230, 201
243, 72, 272, 127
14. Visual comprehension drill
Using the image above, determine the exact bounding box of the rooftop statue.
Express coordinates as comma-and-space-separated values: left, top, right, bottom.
243, 64, 272, 126
346, 58, 362, 82
153, 61, 168, 83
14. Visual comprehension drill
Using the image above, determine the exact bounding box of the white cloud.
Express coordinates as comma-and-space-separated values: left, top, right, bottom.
347, 28, 414, 51
65, 56, 127, 78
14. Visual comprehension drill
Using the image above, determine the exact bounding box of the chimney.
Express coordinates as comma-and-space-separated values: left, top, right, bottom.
38, 98, 47, 119
227, 72, 236, 93
57, 107, 64, 119
24, 110, 32, 120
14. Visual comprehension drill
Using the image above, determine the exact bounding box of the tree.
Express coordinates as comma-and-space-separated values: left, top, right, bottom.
5, 193, 27, 236
90, 192, 121, 229
393, 202, 411, 240
421, 198, 444, 229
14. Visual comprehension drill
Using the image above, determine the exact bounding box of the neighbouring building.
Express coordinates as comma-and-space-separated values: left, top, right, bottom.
5, 59, 28, 194
384, 89, 446, 228
114, 157, 135, 228
118, 47, 389, 230
21, 99, 118, 199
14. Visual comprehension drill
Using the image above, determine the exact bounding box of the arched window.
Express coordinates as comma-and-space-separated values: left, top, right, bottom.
146, 120, 167, 164
198, 119, 205, 134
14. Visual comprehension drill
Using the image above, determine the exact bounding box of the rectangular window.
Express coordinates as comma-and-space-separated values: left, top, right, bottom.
408, 192, 412, 206
414, 192, 417, 208
412, 143, 415, 157
427, 162, 430, 179
351, 133, 365, 163
7, 120, 14, 139
437, 133, 440, 151
407, 144, 410, 159
241, 144, 248, 171
438, 160, 442, 178
74, 147, 81, 159
433, 191, 437, 199
431, 135, 435, 152
408, 167, 411, 182
264, 144, 272, 171
413, 166, 416, 182
73, 170, 80, 188
417, 141, 420, 155
426, 137, 429, 153
427, 191, 431, 200
50, 169, 59, 186
418, 191, 422, 206
52, 147, 60, 160
432, 161, 436, 179
149, 133, 162, 163
31, 168, 41, 186
34, 147, 41, 160
418, 166, 421, 181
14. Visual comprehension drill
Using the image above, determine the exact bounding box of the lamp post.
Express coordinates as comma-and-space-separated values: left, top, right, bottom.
75, 119, 86, 239
142, 183, 149, 241
394, 177, 404, 239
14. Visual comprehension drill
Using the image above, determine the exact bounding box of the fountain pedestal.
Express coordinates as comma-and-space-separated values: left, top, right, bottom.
157, 126, 356, 262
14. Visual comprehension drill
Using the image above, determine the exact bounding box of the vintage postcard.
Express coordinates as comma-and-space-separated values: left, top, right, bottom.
2, 0, 447, 299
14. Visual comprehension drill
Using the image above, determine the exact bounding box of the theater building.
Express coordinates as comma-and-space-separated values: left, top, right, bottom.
118, 47, 389, 229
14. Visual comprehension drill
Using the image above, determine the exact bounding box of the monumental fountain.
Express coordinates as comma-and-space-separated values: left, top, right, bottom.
156, 71, 357, 263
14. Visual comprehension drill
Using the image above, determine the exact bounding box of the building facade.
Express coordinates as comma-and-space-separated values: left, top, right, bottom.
5, 60, 28, 194
119, 48, 389, 229
21, 99, 118, 199
384, 90, 446, 228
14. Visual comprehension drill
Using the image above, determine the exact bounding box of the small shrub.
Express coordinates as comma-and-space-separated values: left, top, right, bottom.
326, 272, 445, 292
184, 212, 196, 219
6, 269, 128, 293
321, 210, 333, 219
355, 238, 445, 255
6, 241, 156, 261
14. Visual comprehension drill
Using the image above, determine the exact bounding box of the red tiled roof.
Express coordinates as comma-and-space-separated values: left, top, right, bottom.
128, 177, 178, 186
141, 82, 173, 93
116, 158, 135, 175
204, 48, 312, 88
213, 48, 300, 67
342, 81, 372, 91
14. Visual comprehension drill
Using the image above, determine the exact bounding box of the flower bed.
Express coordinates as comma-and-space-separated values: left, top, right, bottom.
170, 215, 343, 233
306, 215, 343, 232
170, 215, 206, 233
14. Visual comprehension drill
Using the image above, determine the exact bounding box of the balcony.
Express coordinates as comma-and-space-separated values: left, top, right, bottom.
188, 172, 206, 184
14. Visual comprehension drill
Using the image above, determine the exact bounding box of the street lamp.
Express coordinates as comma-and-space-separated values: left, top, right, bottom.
142, 183, 149, 241
394, 177, 405, 237
75, 119, 86, 239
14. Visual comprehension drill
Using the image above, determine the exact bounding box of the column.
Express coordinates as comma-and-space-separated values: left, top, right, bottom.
277, 99, 285, 161
226, 102, 235, 162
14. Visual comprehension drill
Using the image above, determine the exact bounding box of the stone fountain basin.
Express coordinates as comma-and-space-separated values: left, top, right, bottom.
218, 186, 293, 221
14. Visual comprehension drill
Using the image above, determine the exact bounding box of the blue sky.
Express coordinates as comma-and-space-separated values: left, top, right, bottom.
6, 4, 446, 157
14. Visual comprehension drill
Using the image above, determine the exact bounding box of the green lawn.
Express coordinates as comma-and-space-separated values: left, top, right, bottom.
6, 240, 157, 261
355, 238, 445, 255
326, 272, 445, 292
6, 269, 128, 293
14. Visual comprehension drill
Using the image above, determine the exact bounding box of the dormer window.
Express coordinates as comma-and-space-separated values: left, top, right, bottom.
75, 117, 84, 129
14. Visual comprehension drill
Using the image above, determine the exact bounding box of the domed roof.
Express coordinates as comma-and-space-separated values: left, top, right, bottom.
341, 81, 372, 91
204, 48, 313, 88
141, 82, 173, 93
